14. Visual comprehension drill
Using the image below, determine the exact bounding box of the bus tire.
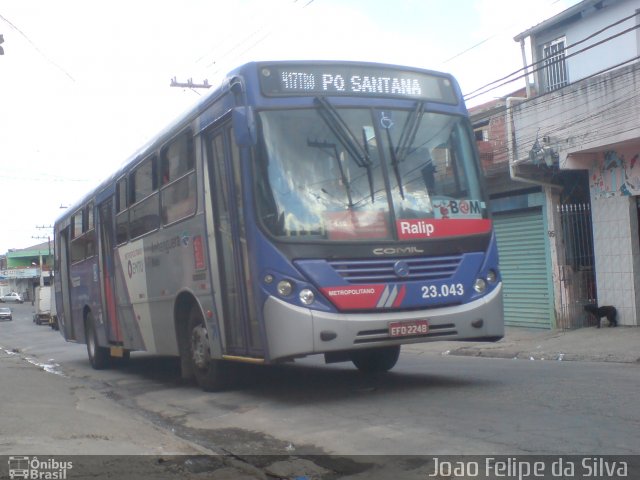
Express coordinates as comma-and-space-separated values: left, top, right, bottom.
188, 305, 226, 392
349, 345, 401, 373
85, 312, 110, 370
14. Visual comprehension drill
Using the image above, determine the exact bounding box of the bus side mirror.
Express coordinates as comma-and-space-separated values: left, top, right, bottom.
232, 106, 257, 146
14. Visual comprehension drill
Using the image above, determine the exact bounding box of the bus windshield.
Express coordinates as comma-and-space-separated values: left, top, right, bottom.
254, 104, 487, 241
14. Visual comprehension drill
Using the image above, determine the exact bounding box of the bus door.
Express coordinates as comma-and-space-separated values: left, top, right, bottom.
97, 198, 122, 344
56, 226, 75, 340
206, 124, 263, 358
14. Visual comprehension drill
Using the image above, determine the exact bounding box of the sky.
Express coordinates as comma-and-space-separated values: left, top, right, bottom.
0, 0, 580, 254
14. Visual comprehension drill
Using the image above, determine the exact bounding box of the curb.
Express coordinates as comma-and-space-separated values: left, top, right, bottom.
446, 347, 640, 364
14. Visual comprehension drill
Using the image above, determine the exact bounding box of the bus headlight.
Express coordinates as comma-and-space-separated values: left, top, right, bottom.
473, 278, 487, 294
277, 280, 293, 297
486, 269, 498, 284
299, 289, 315, 305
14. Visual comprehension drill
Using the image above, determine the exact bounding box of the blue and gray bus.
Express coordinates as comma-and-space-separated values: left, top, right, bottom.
53, 61, 503, 390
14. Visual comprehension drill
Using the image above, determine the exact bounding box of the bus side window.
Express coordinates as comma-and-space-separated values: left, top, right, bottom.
161, 131, 196, 225
72, 211, 82, 239
70, 211, 85, 263
129, 155, 160, 239
85, 202, 95, 258
161, 131, 193, 184
116, 177, 129, 245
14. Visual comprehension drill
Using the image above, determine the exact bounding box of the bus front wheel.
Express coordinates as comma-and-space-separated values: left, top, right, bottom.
188, 306, 227, 392
85, 312, 110, 370
349, 345, 400, 373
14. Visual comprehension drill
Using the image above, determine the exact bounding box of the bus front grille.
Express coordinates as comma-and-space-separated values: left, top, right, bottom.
328, 255, 463, 284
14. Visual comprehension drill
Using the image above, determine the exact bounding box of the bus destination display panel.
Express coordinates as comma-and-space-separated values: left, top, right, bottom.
259, 63, 458, 104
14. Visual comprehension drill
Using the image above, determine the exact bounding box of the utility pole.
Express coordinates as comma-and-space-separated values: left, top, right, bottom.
31, 235, 51, 287
33, 227, 53, 287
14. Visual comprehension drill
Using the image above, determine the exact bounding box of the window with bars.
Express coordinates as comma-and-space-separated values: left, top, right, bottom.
542, 38, 568, 92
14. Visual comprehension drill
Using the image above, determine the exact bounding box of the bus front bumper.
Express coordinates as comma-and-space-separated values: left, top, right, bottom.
263, 283, 504, 362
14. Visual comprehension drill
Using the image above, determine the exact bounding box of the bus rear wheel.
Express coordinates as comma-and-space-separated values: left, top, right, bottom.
188, 306, 227, 391
350, 345, 400, 373
85, 312, 110, 370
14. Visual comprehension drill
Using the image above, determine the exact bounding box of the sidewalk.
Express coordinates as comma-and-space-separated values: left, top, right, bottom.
405, 325, 640, 364
0, 348, 209, 456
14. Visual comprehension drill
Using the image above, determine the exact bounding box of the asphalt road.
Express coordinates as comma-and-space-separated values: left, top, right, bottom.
1, 302, 639, 477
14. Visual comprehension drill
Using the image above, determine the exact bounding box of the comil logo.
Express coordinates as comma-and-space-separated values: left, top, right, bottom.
7, 456, 73, 479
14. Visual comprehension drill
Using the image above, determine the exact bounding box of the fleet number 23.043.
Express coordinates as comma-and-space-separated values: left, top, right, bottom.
422, 283, 464, 299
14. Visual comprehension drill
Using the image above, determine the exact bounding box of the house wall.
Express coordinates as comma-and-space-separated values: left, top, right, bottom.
564, 0, 639, 81
511, 53, 640, 327
487, 114, 509, 165
587, 144, 640, 325
589, 145, 640, 197
531, 0, 640, 88
512, 62, 640, 166
591, 194, 640, 325
509, 0, 640, 327
471, 95, 556, 329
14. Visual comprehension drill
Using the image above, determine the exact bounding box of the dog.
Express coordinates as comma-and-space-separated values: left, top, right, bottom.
584, 304, 617, 328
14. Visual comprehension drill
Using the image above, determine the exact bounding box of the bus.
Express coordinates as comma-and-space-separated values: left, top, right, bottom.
53, 61, 503, 391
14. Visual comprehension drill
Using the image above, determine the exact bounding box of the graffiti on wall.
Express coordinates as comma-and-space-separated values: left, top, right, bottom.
590, 150, 640, 199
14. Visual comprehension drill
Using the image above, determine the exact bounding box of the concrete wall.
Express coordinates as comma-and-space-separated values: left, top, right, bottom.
591, 195, 640, 325
511, 49, 640, 327
512, 62, 640, 167
563, 0, 640, 81
510, 0, 640, 327
531, 0, 640, 88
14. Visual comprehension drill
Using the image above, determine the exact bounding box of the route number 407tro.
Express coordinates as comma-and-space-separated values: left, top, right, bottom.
422, 283, 464, 299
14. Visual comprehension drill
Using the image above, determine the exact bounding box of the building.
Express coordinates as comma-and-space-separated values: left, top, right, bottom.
508, 0, 640, 326
471, 91, 561, 330
0, 241, 54, 301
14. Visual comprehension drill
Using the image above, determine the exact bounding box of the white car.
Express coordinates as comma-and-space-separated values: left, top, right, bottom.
0, 292, 23, 303
0, 307, 12, 321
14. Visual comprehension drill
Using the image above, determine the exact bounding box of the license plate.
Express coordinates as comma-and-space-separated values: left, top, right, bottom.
388, 320, 429, 337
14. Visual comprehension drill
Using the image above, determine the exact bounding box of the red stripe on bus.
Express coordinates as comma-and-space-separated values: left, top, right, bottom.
397, 218, 492, 240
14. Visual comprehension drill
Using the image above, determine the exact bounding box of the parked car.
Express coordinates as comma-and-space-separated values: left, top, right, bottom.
0, 292, 23, 303
0, 307, 12, 321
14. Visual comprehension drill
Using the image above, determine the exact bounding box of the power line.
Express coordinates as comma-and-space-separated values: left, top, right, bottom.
476, 80, 640, 166
173, 0, 316, 96
467, 25, 640, 102
476, 72, 640, 162
472, 54, 640, 158
194, 0, 315, 78
463, 10, 640, 101
443, 0, 582, 65
0, 12, 75, 82
0, 173, 90, 183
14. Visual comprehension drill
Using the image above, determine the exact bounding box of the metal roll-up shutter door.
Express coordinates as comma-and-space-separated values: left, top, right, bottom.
493, 208, 552, 329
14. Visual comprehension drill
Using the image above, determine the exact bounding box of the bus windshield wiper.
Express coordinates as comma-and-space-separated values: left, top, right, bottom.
314, 97, 375, 203
387, 101, 424, 200
307, 139, 354, 207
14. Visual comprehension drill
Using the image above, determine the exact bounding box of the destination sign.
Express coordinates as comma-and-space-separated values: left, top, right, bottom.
259, 63, 458, 104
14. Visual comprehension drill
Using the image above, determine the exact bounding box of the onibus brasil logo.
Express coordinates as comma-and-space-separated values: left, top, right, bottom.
7, 456, 73, 479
